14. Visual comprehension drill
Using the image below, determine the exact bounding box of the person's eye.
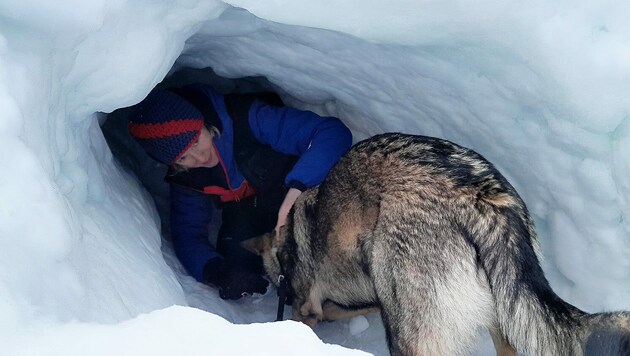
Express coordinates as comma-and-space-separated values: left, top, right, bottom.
178, 156, 187, 163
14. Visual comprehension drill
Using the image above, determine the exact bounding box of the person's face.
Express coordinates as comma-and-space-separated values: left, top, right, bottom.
175, 127, 219, 169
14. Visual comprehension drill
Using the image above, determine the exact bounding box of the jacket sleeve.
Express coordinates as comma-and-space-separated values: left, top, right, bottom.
247, 101, 353, 190
170, 184, 222, 282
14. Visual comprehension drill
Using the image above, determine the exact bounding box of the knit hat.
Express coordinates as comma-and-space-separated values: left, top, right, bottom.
128, 90, 204, 165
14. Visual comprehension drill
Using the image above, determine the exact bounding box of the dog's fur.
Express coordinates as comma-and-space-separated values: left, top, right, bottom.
244, 133, 630, 356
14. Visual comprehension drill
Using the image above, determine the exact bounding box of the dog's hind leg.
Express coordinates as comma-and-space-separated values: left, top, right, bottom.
321, 300, 380, 321
367, 223, 495, 356
489, 324, 517, 356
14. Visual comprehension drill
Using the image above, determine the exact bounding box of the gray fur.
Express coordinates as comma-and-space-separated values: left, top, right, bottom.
246, 133, 630, 356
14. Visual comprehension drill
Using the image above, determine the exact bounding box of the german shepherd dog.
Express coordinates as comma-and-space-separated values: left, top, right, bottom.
244, 133, 630, 356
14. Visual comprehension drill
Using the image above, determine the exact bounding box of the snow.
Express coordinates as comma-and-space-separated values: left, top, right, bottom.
8, 306, 366, 356
0, 0, 629, 355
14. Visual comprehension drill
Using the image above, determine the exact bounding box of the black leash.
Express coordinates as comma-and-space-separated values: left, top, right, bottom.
276, 274, 288, 321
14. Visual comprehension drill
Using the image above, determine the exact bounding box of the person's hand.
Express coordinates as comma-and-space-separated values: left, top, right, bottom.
218, 264, 269, 299
275, 188, 302, 233
204, 259, 268, 300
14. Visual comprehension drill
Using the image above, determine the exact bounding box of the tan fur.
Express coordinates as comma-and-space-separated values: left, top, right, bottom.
329, 208, 363, 253
320, 301, 379, 321
490, 327, 517, 356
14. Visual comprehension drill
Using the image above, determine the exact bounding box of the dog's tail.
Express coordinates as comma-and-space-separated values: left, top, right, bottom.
464, 175, 630, 355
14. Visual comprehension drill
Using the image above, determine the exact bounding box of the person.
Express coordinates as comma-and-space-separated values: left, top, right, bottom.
128, 83, 352, 300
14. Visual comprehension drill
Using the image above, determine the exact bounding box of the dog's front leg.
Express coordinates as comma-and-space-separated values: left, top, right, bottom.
292, 295, 324, 328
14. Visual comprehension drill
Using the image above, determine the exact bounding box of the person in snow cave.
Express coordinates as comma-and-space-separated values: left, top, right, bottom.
128, 83, 352, 300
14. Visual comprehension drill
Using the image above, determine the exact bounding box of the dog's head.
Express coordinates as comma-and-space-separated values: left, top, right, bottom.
241, 187, 319, 287
241, 229, 286, 287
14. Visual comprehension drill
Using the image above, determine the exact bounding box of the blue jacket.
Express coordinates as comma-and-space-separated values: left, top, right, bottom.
169, 84, 352, 282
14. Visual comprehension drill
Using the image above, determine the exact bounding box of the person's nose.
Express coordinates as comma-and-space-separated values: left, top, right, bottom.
188, 149, 205, 163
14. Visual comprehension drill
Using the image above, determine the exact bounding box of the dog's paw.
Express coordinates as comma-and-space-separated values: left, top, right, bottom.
302, 315, 319, 328
293, 300, 323, 328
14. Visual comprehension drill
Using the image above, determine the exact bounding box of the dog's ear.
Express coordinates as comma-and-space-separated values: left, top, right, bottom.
241, 233, 273, 256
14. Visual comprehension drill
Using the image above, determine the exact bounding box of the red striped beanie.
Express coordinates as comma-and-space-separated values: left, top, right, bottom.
128, 90, 204, 164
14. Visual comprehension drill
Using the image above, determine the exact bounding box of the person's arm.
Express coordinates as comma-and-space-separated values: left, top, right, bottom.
275, 187, 302, 232
248, 101, 352, 231
169, 185, 222, 283
171, 185, 268, 298
248, 101, 353, 190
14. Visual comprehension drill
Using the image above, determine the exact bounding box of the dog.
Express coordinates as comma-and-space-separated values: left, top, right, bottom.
243, 133, 630, 356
